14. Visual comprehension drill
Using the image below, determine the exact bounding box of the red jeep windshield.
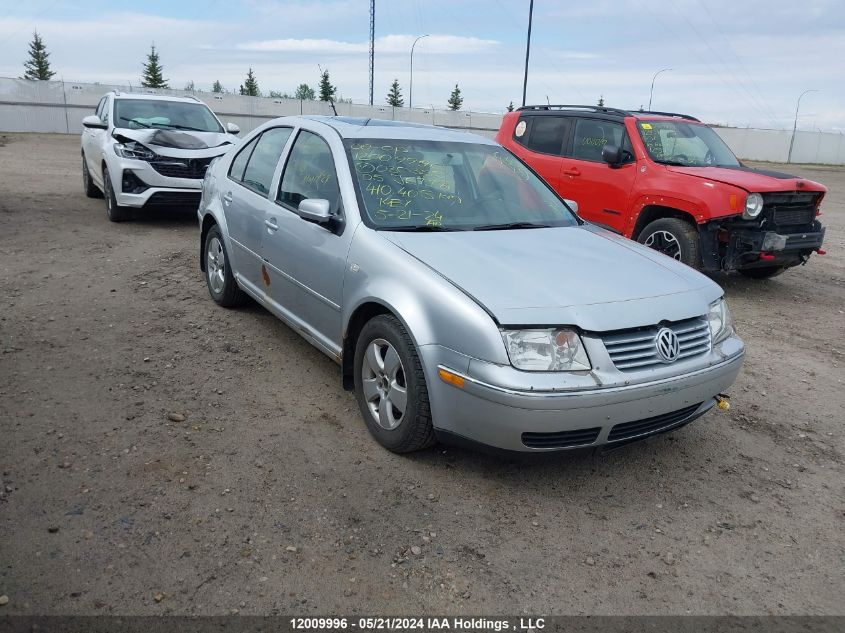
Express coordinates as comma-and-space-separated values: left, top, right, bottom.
637, 120, 740, 168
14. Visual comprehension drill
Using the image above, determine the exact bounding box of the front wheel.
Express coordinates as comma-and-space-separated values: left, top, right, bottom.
738, 266, 786, 280
637, 218, 702, 269
353, 315, 435, 453
102, 165, 132, 222
82, 155, 102, 198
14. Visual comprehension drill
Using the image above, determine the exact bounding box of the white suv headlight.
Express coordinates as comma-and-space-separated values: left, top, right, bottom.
743, 192, 764, 219
502, 328, 591, 371
114, 141, 155, 161
707, 298, 734, 344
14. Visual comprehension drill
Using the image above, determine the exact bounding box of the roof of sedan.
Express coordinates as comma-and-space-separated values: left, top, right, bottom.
303, 115, 494, 143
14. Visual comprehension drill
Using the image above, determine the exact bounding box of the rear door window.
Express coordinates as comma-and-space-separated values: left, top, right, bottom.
229, 127, 293, 195
519, 116, 569, 156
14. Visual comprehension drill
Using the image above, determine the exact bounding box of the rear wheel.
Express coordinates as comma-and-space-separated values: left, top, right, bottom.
637, 218, 702, 269
353, 315, 435, 453
738, 266, 786, 280
102, 166, 132, 222
82, 155, 102, 198
204, 225, 247, 307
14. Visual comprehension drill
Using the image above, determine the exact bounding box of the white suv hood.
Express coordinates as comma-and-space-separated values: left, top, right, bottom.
113, 128, 236, 158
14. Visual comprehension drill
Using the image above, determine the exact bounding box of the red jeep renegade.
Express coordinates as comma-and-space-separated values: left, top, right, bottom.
496, 105, 827, 278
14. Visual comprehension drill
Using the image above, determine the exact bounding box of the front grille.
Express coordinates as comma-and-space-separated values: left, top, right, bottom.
607, 403, 702, 442
143, 191, 202, 208
522, 427, 601, 449
150, 156, 215, 179
600, 317, 710, 371
763, 192, 819, 228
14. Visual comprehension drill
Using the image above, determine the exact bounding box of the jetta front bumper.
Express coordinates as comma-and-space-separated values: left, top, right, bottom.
420, 337, 744, 453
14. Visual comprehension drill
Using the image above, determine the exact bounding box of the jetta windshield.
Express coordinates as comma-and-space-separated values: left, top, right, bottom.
346, 139, 579, 230
637, 120, 740, 167
114, 99, 223, 133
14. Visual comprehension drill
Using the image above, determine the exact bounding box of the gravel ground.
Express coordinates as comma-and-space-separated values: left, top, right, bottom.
0, 133, 843, 616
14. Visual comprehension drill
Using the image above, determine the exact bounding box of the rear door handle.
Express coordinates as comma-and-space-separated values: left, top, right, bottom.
223, 191, 233, 205
264, 217, 279, 232
563, 167, 581, 177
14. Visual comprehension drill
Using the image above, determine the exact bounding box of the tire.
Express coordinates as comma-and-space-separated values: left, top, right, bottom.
637, 218, 702, 269
204, 225, 247, 307
82, 155, 102, 198
738, 266, 787, 280
102, 165, 132, 222
353, 315, 436, 453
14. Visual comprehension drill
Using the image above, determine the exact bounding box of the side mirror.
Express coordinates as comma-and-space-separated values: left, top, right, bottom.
297, 198, 332, 224
226, 122, 240, 135
563, 199, 579, 214
82, 115, 107, 129
602, 144, 623, 166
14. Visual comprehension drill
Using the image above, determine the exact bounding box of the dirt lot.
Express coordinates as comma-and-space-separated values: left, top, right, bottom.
0, 133, 843, 616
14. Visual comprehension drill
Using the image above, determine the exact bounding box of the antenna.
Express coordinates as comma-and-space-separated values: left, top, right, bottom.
329, 97, 338, 116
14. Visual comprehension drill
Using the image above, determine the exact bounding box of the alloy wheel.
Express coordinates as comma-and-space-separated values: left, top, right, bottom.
643, 230, 682, 260
206, 236, 226, 294
360, 338, 408, 430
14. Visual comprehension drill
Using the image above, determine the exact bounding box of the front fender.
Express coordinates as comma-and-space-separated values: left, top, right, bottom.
342, 229, 509, 367
198, 169, 236, 271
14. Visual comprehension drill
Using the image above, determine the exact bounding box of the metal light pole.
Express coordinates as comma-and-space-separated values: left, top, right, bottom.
787, 89, 819, 163
409, 34, 429, 109
521, 0, 534, 107
368, 0, 375, 106
648, 68, 672, 110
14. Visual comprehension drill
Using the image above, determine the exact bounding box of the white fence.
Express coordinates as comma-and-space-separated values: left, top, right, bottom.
2, 77, 844, 165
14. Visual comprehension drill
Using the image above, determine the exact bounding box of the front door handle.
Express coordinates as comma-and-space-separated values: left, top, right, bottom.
223, 191, 233, 206
264, 217, 279, 232
563, 167, 581, 177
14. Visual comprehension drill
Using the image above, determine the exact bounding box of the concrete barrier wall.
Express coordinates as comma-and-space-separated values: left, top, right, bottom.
2, 77, 843, 164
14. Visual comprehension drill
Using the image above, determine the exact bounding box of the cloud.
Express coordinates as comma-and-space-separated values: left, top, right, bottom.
236, 34, 499, 54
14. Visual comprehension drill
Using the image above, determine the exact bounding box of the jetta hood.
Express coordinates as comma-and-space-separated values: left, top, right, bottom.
666, 165, 826, 193
384, 225, 722, 331
112, 128, 235, 158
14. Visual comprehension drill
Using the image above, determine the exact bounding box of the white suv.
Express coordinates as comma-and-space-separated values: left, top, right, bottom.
81, 91, 240, 221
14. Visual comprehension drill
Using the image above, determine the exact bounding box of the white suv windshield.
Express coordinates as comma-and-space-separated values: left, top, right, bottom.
637, 120, 740, 167
114, 99, 223, 133
346, 140, 579, 231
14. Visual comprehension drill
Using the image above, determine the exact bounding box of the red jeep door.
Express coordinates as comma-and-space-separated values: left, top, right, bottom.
507, 114, 571, 192
562, 117, 637, 233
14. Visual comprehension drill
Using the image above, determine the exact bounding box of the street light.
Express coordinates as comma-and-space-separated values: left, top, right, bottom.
409, 34, 429, 109
787, 89, 819, 163
648, 68, 672, 110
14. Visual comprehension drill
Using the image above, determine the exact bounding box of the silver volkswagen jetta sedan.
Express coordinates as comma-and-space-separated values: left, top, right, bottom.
198, 116, 744, 453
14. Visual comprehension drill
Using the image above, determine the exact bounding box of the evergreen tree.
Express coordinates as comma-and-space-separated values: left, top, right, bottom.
22, 31, 56, 81
447, 84, 463, 111
141, 44, 168, 88
597, 95, 605, 106
318, 70, 336, 102
386, 79, 404, 107
242, 68, 260, 96
294, 83, 316, 100
506, 101, 515, 112
212, 80, 224, 93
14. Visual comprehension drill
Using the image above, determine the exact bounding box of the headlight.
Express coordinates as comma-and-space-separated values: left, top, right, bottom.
743, 192, 764, 219
114, 142, 155, 161
707, 298, 734, 344
502, 328, 591, 371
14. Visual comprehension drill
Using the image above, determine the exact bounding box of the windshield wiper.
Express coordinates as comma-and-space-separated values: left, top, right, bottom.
473, 221, 551, 231
382, 225, 459, 232
654, 159, 690, 167
161, 123, 209, 132
118, 116, 151, 128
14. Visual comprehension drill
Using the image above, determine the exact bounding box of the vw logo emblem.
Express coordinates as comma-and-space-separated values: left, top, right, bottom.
655, 327, 681, 363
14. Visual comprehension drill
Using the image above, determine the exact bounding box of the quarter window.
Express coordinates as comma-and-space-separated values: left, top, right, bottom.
571, 119, 632, 162
522, 116, 568, 155
278, 131, 340, 213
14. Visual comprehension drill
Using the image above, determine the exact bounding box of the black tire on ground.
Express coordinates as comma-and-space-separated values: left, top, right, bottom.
203, 225, 247, 307
102, 166, 132, 222
353, 314, 436, 453
82, 155, 102, 198
637, 218, 702, 269
738, 266, 787, 280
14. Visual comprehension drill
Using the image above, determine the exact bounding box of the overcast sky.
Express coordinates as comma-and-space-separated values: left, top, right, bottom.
1, 0, 843, 130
